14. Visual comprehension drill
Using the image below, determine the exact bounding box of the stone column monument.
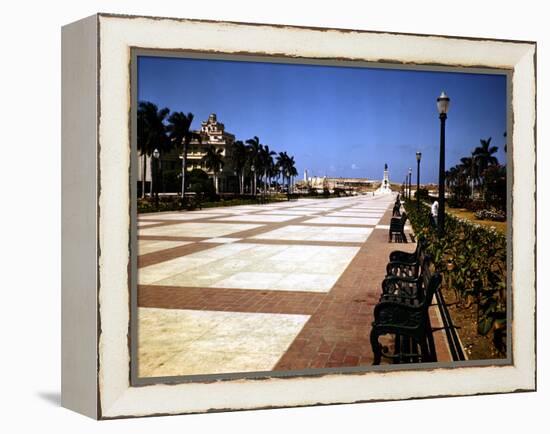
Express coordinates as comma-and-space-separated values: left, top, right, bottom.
375, 163, 392, 194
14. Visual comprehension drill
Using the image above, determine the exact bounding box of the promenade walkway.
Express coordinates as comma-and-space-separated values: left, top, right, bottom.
137, 194, 451, 378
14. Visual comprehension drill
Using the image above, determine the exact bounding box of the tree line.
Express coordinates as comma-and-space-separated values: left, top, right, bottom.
137, 101, 298, 198
444, 136, 506, 210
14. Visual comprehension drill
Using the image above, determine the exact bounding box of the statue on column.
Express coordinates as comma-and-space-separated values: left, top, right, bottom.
375, 163, 392, 194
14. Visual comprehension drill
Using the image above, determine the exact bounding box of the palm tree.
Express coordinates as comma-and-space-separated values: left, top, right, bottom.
137, 101, 170, 198
275, 152, 286, 187
267, 156, 280, 191
166, 112, 201, 199
245, 136, 263, 195
473, 137, 499, 195
275, 151, 298, 193
260, 144, 276, 194
446, 164, 469, 203
473, 137, 499, 174
460, 156, 478, 199
232, 140, 248, 195
202, 146, 225, 194
287, 155, 298, 193
276, 152, 289, 190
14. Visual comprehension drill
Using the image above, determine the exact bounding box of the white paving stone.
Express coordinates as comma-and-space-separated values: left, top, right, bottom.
199, 237, 242, 244
213, 214, 300, 223
139, 212, 224, 220
138, 222, 262, 238
140, 243, 359, 291
138, 240, 192, 255
252, 225, 373, 243
138, 308, 309, 377
304, 216, 380, 226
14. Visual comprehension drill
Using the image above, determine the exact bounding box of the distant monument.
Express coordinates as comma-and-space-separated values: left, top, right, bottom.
375, 163, 392, 194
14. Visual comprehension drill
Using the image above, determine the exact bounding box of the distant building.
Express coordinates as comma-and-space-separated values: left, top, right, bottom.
186, 113, 236, 192
296, 176, 373, 194
139, 113, 238, 194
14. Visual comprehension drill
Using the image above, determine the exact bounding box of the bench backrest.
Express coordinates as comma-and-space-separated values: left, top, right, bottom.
415, 237, 427, 260
422, 271, 442, 312
413, 253, 433, 300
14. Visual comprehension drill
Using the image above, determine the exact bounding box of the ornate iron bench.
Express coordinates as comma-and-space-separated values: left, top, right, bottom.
388, 212, 408, 243
370, 259, 440, 364
386, 237, 427, 278
392, 202, 401, 216
381, 254, 432, 304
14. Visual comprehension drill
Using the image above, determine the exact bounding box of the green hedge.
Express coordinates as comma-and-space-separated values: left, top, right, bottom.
404, 199, 507, 354
138, 195, 288, 213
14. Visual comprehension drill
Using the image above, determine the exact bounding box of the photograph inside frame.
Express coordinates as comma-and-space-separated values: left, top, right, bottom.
132, 52, 510, 382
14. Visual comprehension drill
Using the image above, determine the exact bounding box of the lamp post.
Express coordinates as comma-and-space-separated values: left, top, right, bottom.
416, 152, 422, 210
251, 164, 256, 196
437, 91, 450, 236
408, 168, 412, 200
470, 149, 476, 199
152, 148, 160, 209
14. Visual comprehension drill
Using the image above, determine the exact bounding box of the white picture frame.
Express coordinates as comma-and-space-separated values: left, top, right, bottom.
61, 13, 536, 419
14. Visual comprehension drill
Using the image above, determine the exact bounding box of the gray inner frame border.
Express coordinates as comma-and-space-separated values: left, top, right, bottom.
129, 48, 514, 387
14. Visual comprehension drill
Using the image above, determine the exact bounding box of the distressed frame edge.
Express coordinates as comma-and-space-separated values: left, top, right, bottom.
129, 48, 514, 388
61, 13, 101, 420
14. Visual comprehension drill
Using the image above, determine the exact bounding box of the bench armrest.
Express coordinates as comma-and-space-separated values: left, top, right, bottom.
389, 250, 417, 262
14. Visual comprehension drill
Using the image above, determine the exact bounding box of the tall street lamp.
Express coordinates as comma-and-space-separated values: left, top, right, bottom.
152, 148, 160, 209
408, 168, 412, 200
416, 152, 422, 210
437, 91, 450, 236
251, 164, 256, 196
470, 149, 476, 199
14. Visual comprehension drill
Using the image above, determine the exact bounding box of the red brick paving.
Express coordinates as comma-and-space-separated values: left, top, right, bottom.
138, 285, 325, 315
138, 242, 215, 268
273, 206, 450, 370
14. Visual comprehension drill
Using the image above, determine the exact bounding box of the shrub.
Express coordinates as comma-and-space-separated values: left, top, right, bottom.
482, 164, 507, 211
474, 208, 506, 221
414, 188, 430, 201
405, 199, 507, 355
467, 200, 487, 212
187, 169, 217, 201
138, 196, 183, 213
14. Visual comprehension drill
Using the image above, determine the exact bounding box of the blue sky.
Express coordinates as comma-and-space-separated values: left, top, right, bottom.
138, 56, 507, 183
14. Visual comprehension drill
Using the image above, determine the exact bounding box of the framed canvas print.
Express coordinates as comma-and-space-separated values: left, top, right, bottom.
61, 13, 536, 419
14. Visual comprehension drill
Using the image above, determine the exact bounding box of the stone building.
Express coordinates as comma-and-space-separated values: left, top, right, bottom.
187, 113, 235, 173
139, 113, 237, 195
187, 113, 236, 193
296, 176, 373, 194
